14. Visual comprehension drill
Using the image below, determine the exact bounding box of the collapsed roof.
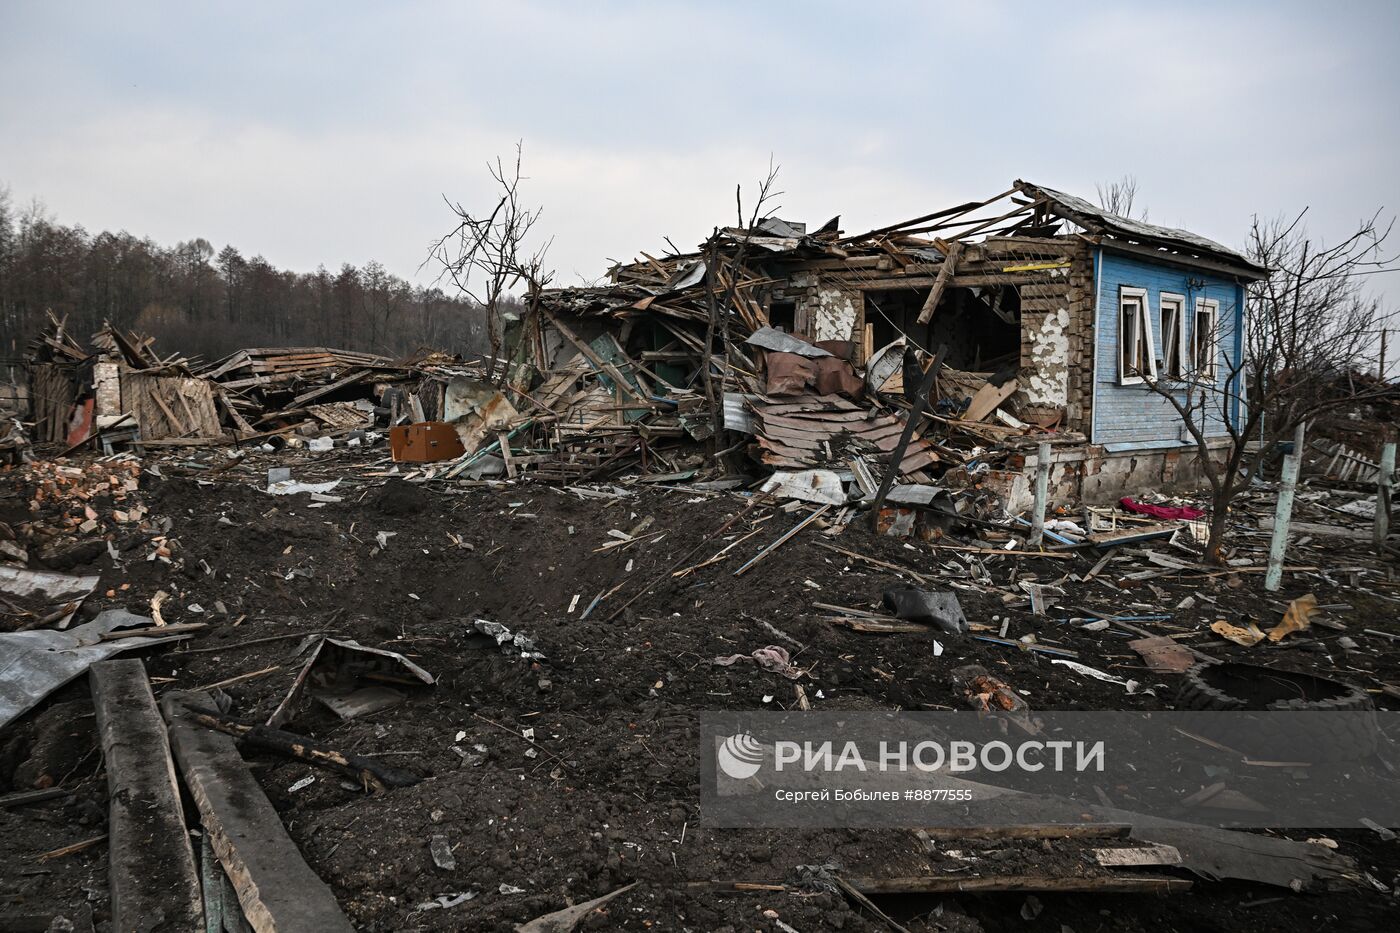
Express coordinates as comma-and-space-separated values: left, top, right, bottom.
1012, 180, 1268, 279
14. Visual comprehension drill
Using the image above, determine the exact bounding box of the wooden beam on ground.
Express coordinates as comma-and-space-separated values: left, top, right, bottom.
844, 874, 1192, 895
161, 691, 356, 933
920, 823, 1132, 841
90, 660, 205, 932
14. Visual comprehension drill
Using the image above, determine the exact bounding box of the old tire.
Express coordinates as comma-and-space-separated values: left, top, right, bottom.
1176, 661, 1378, 761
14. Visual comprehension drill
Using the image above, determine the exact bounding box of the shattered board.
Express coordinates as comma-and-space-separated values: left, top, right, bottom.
748, 394, 938, 478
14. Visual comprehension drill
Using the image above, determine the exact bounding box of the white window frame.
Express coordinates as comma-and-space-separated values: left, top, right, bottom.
1191, 297, 1220, 382
1117, 286, 1157, 385
1158, 292, 1187, 380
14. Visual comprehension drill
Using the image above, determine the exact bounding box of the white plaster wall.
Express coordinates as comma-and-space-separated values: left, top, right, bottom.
813, 285, 858, 343
1024, 306, 1070, 407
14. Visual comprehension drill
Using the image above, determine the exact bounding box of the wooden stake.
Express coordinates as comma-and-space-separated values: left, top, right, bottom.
1264, 453, 1301, 592
1029, 441, 1051, 547
1376, 441, 1395, 551
36, 835, 107, 862
868, 344, 948, 529
498, 430, 516, 478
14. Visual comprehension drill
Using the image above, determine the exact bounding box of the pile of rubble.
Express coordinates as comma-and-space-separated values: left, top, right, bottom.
0, 456, 146, 576
15, 314, 490, 454
1, 439, 1398, 931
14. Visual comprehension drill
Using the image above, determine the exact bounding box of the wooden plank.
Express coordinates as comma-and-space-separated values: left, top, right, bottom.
219, 391, 256, 433
1095, 844, 1182, 867
845, 874, 1191, 895
0, 786, 71, 808
961, 379, 1018, 422
920, 824, 1132, 841
905, 771, 1359, 891
826, 616, 932, 634
498, 431, 516, 478
915, 241, 962, 325
282, 368, 370, 412
161, 691, 356, 933
137, 435, 234, 447
148, 383, 192, 436
91, 660, 204, 932
540, 307, 648, 403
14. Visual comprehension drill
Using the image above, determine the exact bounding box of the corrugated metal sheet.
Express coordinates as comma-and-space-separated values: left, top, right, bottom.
723, 393, 756, 433
746, 394, 938, 477
1016, 179, 1268, 278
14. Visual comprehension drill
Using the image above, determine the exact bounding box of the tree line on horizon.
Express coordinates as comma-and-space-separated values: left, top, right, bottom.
0, 185, 500, 366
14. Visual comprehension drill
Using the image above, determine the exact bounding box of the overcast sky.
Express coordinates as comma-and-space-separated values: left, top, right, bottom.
2, 0, 1397, 309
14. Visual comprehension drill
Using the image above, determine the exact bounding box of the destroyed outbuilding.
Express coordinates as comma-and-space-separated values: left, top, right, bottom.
520, 180, 1267, 510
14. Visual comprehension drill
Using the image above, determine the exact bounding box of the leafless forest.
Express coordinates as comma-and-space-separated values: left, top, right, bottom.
0, 186, 497, 363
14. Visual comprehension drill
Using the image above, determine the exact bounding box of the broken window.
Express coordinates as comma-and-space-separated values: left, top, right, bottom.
864, 287, 1019, 372
1191, 298, 1219, 380
768, 300, 796, 333
1159, 292, 1186, 379
1118, 287, 1156, 384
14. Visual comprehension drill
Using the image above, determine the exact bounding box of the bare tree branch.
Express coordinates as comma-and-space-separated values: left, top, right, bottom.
1140, 208, 1396, 563
425, 142, 553, 385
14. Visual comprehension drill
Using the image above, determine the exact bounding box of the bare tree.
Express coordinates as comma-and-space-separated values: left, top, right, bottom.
1140, 209, 1397, 563
426, 143, 552, 384
361, 260, 412, 353
1096, 175, 1145, 220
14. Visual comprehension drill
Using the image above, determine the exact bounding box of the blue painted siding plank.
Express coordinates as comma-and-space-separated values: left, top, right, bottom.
1090, 248, 1244, 447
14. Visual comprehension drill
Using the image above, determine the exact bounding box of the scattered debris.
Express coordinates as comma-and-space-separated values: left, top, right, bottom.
1211, 620, 1268, 647
161, 691, 358, 932
1051, 659, 1142, 694
1128, 636, 1195, 673
0, 565, 100, 630
1269, 593, 1319, 642
515, 881, 639, 933
4, 204, 1399, 932
473, 619, 545, 660
713, 645, 804, 680
881, 587, 969, 635
0, 609, 195, 730
267, 635, 435, 727
418, 892, 477, 911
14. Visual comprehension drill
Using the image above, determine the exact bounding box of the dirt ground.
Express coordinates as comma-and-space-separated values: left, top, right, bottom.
3, 445, 1400, 932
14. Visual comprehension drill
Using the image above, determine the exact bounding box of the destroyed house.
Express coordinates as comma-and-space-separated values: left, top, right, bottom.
529, 179, 1267, 507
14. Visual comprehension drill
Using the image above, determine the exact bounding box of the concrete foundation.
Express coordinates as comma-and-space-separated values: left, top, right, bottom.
970, 441, 1228, 514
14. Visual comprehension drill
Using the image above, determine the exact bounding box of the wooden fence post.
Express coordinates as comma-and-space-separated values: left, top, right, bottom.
1029, 442, 1051, 547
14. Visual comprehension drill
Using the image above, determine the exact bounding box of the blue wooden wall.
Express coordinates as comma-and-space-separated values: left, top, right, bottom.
1090, 248, 1245, 449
